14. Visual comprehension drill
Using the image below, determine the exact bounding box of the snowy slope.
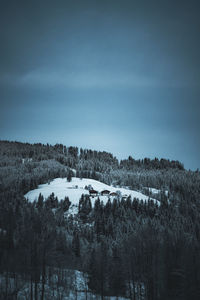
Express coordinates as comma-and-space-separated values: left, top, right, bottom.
24, 177, 158, 206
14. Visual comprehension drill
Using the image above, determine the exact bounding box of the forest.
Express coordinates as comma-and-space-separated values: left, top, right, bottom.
0, 140, 200, 300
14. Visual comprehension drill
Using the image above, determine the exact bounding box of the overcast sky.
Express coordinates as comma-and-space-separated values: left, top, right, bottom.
0, 0, 200, 170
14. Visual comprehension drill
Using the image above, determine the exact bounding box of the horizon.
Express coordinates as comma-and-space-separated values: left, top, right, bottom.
0, 0, 200, 170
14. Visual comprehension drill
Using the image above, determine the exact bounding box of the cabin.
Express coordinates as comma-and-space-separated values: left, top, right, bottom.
110, 192, 118, 197
101, 190, 110, 196
89, 189, 98, 197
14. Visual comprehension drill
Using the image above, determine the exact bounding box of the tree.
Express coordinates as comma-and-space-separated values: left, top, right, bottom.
37, 193, 44, 208
67, 172, 72, 182
72, 230, 80, 257
62, 196, 71, 212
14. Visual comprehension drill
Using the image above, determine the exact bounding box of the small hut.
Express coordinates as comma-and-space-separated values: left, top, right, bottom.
101, 190, 110, 196
110, 192, 118, 197
89, 189, 98, 197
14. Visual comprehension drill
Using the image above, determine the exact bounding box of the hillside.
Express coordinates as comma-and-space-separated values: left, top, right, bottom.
0, 140, 200, 300
24, 177, 159, 205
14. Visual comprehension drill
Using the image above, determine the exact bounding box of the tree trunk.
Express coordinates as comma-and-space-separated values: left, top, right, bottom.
30, 276, 33, 300
127, 278, 132, 300
41, 247, 46, 300
34, 281, 38, 300
132, 280, 136, 300
101, 278, 104, 300
5, 269, 8, 299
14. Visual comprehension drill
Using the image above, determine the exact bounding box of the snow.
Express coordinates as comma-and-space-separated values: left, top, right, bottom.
0, 270, 129, 300
24, 177, 159, 206
22, 158, 32, 164
66, 204, 79, 217
0, 228, 6, 235
146, 187, 169, 196
149, 187, 160, 194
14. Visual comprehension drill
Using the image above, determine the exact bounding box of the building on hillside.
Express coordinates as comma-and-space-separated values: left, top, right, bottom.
110, 192, 118, 197
101, 190, 110, 196
89, 189, 98, 197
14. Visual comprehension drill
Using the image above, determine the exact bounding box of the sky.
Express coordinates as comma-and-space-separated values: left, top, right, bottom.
0, 0, 200, 170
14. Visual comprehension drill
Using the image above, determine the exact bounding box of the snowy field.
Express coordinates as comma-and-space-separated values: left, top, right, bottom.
24, 177, 158, 206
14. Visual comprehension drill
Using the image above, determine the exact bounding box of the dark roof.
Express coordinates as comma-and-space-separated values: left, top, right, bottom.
110, 192, 117, 196
89, 189, 98, 194
101, 190, 110, 194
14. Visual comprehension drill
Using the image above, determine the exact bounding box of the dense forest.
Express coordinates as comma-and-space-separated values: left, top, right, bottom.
0, 140, 200, 299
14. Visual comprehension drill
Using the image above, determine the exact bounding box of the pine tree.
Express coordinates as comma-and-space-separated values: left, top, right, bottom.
72, 231, 80, 257
37, 193, 44, 208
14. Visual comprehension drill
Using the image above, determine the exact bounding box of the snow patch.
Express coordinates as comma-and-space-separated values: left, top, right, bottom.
24, 177, 159, 206
146, 187, 168, 196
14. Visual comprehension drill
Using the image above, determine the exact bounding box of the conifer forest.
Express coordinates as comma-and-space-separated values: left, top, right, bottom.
0, 140, 200, 299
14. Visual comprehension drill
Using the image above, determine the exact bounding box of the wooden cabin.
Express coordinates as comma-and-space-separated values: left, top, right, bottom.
89, 189, 98, 197
110, 192, 118, 197
101, 190, 110, 196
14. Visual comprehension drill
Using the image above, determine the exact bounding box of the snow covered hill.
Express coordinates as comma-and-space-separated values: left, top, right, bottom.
24, 177, 159, 206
